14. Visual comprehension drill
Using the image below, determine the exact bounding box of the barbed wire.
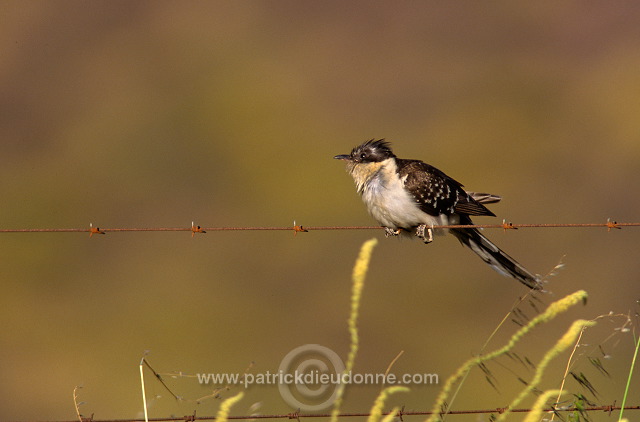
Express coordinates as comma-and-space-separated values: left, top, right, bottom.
0, 220, 637, 237
21, 403, 640, 422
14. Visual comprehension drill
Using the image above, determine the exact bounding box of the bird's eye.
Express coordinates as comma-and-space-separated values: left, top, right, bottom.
360, 153, 367, 160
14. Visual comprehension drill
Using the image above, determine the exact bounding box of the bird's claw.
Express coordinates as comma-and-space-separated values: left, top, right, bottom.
416, 224, 434, 244
384, 227, 402, 237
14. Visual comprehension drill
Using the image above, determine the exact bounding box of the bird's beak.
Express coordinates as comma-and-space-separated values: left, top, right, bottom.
334, 154, 351, 161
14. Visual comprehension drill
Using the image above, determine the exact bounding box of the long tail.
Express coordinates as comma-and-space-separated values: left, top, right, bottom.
449, 225, 542, 290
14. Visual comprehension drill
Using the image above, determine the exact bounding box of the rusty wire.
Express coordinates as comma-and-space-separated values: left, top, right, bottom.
0, 220, 637, 237
18, 403, 640, 422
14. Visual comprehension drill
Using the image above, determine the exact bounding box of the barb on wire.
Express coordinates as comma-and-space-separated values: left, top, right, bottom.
292, 220, 308, 236
89, 223, 105, 237
0, 219, 638, 236
191, 221, 206, 237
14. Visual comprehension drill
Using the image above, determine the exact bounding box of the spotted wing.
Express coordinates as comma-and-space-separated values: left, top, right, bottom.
396, 159, 494, 217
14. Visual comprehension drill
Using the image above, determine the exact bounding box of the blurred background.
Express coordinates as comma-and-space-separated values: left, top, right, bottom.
1, 1, 639, 420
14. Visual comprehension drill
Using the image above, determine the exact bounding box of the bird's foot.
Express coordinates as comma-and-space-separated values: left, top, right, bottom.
416, 224, 434, 244
384, 227, 402, 238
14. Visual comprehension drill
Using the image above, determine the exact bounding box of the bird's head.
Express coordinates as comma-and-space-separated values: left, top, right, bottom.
334, 139, 395, 166
334, 139, 396, 189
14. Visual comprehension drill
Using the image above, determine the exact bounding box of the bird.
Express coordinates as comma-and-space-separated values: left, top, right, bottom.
334, 139, 541, 290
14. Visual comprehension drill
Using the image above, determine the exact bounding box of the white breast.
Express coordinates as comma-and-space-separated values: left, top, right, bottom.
359, 158, 449, 230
